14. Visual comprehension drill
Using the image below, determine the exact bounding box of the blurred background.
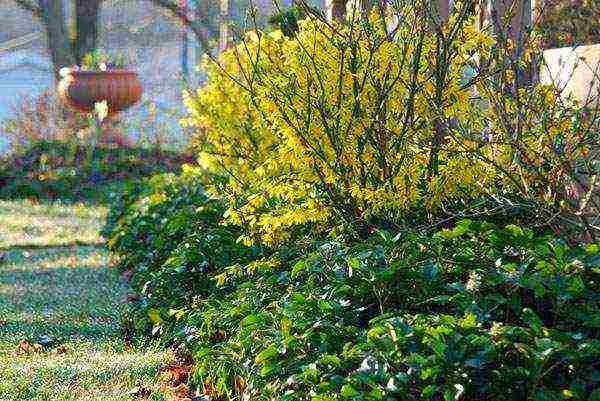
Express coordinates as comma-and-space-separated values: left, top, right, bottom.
0, 0, 324, 153
0, 0, 598, 155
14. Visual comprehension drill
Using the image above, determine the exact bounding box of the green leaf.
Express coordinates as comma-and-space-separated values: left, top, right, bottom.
255, 345, 279, 364
319, 300, 333, 313
505, 224, 524, 237
319, 354, 341, 367
341, 384, 359, 397
422, 262, 439, 280
567, 276, 584, 295
430, 339, 447, 357
455, 219, 473, 231
147, 308, 162, 325
521, 308, 543, 334
292, 259, 308, 276
584, 243, 599, 255
438, 228, 457, 240
167, 308, 185, 320
367, 325, 387, 340
260, 362, 276, 376
241, 313, 263, 328
347, 257, 360, 270
460, 313, 477, 329
423, 295, 452, 305
422, 384, 438, 398
375, 228, 392, 243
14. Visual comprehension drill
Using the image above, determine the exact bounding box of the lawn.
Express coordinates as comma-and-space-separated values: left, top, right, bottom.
0, 200, 173, 401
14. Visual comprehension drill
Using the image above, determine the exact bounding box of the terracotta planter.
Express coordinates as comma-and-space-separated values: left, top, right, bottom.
58, 70, 143, 115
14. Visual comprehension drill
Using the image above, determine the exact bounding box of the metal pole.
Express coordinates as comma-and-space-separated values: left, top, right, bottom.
181, 0, 189, 79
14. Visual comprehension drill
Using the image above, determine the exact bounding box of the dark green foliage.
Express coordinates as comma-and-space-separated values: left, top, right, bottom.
269, 6, 301, 37
103, 169, 261, 338
183, 221, 599, 400
103, 175, 600, 401
0, 140, 192, 203
268, 5, 322, 37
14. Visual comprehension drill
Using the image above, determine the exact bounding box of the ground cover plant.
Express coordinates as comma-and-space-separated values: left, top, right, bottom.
105, 178, 600, 400
104, 167, 263, 339
102, 1, 600, 400
187, 220, 600, 400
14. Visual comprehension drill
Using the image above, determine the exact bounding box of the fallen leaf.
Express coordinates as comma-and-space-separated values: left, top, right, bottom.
15, 340, 42, 356
53, 344, 68, 355
129, 386, 151, 398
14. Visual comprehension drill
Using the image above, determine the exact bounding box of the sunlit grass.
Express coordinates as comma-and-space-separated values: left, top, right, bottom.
0, 199, 106, 248
0, 200, 172, 400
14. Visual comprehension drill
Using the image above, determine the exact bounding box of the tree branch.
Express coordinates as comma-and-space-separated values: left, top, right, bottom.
147, 0, 211, 53
12, 0, 42, 18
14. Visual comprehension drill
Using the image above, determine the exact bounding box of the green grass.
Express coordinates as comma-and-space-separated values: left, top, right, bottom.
0, 200, 173, 400
0, 200, 106, 248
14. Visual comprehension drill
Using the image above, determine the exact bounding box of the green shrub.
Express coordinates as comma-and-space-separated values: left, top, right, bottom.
103, 163, 599, 399
103, 167, 262, 337
0, 140, 192, 203
173, 218, 599, 400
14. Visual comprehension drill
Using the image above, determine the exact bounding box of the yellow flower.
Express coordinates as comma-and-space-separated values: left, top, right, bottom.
94, 100, 109, 123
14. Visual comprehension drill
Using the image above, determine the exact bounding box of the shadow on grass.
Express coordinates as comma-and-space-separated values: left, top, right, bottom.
0, 242, 104, 252
0, 319, 122, 344
0, 248, 127, 345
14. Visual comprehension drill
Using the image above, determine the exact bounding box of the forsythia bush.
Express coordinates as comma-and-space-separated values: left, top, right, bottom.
183, 3, 597, 244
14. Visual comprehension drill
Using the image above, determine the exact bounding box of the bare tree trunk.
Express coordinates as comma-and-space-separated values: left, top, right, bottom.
74, 0, 100, 64
438, 0, 451, 21
15, 0, 100, 79
18, 0, 231, 77
39, 0, 76, 81
326, 0, 347, 21
480, 0, 532, 55
479, 0, 534, 87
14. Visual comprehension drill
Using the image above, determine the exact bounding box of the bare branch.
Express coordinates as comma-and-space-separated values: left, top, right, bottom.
146, 0, 211, 53
12, 0, 42, 18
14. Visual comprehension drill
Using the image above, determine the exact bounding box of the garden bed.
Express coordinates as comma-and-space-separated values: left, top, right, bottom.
0, 140, 194, 203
